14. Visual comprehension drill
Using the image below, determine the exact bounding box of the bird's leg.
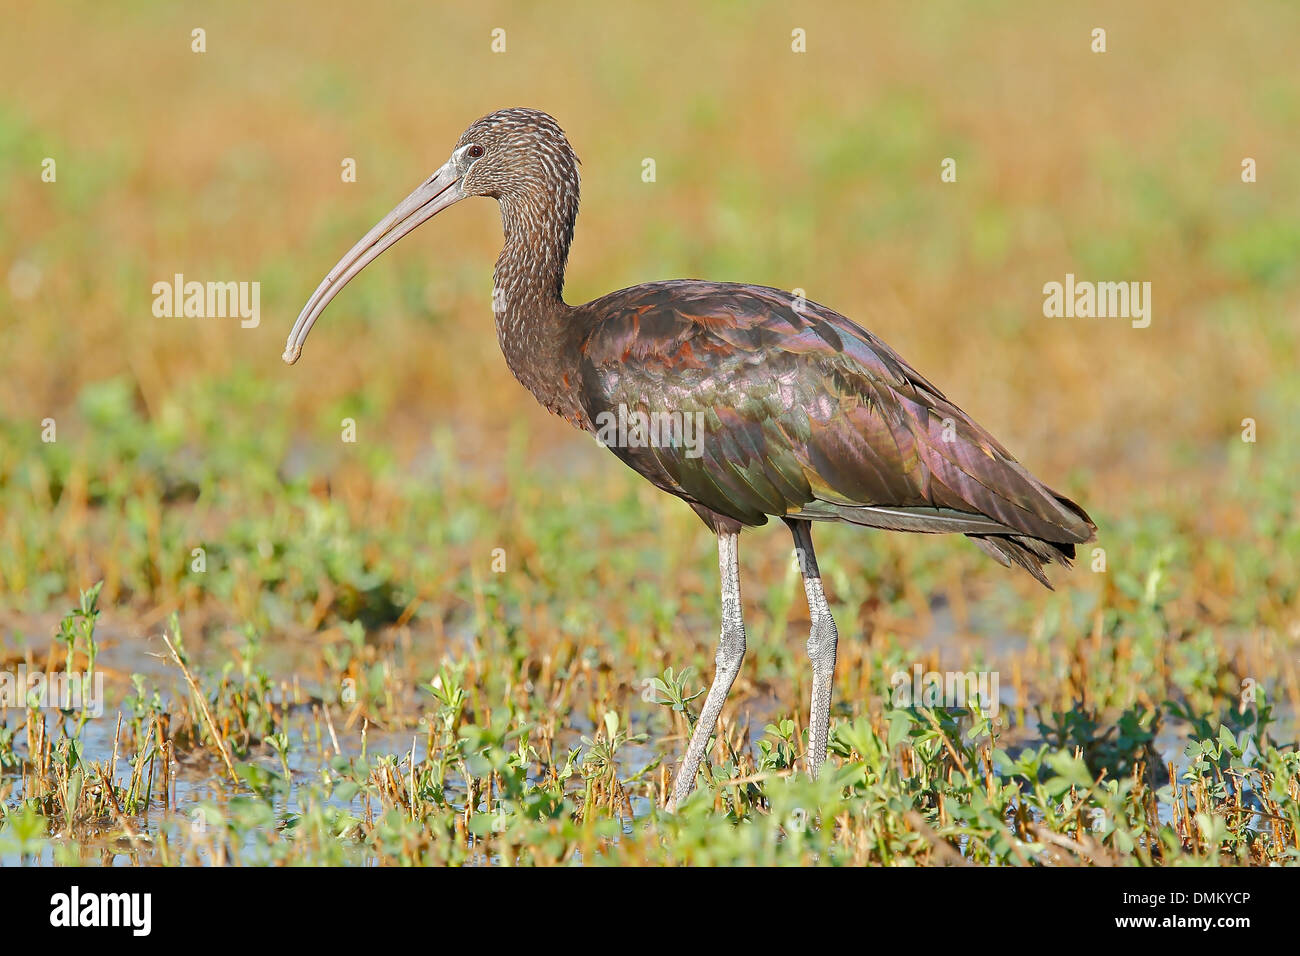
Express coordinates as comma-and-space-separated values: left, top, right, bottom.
787, 518, 838, 777
668, 531, 746, 811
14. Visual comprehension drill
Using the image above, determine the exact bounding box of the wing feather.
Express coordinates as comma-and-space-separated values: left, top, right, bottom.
576, 280, 1095, 557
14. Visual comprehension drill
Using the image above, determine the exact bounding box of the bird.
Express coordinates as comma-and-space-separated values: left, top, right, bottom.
282, 108, 1096, 811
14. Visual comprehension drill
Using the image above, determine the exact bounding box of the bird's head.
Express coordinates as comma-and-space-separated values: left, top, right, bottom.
455, 108, 580, 202
283, 108, 579, 365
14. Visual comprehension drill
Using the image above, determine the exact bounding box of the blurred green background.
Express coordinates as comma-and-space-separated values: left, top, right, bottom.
1, 0, 1296, 631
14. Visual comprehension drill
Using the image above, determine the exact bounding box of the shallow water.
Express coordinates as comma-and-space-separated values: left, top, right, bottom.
2, 602, 1293, 864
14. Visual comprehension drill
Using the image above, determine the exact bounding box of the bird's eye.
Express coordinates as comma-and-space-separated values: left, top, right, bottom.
467, 144, 484, 159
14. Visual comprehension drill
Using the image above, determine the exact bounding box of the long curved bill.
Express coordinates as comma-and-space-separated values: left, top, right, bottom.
282, 159, 464, 365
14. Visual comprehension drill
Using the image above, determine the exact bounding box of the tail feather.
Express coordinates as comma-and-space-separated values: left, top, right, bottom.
968, 534, 1067, 588
968, 493, 1096, 589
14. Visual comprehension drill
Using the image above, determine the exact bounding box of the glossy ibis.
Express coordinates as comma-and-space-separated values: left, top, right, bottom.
283, 108, 1095, 810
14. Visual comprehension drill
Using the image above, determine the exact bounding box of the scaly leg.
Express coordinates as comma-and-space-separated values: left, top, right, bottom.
668, 532, 746, 810
786, 518, 838, 776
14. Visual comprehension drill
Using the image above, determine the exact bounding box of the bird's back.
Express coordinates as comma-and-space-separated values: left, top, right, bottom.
573, 280, 1094, 585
